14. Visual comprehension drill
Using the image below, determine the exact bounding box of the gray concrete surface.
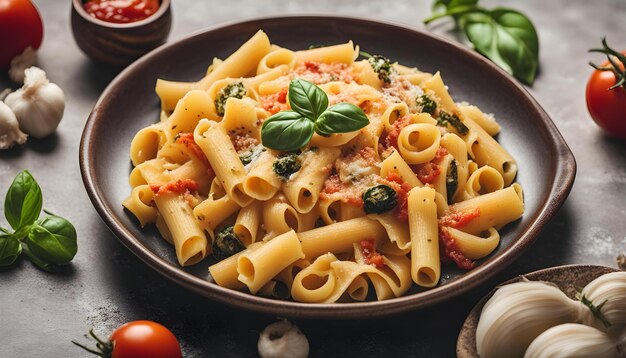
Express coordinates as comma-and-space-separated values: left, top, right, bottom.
1, 0, 625, 356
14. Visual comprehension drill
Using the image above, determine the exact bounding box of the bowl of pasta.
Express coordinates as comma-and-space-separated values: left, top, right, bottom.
80, 16, 576, 318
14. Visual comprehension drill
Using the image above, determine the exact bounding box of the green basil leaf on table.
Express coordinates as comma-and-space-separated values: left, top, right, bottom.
262, 111, 315, 151
315, 103, 369, 137
25, 215, 77, 265
4, 170, 42, 230
288, 79, 328, 121
460, 8, 539, 85
433, 0, 478, 14
20, 243, 55, 272
0, 234, 21, 266
448, 0, 478, 8
432, 0, 452, 10
424, 1, 539, 85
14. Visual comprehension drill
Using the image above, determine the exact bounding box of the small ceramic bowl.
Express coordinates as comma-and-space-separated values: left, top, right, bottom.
456, 264, 620, 357
71, 0, 172, 66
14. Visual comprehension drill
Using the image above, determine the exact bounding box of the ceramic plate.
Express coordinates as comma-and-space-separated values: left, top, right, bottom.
80, 16, 576, 318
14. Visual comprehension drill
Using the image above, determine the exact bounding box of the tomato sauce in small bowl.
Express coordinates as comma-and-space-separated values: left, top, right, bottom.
83, 0, 160, 24
71, 0, 171, 66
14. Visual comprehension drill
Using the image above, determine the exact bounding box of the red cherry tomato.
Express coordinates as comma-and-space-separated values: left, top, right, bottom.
109, 321, 182, 358
0, 0, 44, 69
585, 50, 626, 139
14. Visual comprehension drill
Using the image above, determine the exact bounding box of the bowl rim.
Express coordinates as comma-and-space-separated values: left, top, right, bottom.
71, 0, 171, 29
79, 14, 577, 319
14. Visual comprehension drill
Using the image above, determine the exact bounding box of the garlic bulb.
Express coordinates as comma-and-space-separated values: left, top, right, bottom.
476, 281, 586, 358
258, 320, 309, 358
0, 101, 27, 149
579, 271, 626, 329
9, 47, 37, 84
617, 253, 626, 271
524, 324, 623, 358
0, 88, 10, 101
5, 67, 65, 138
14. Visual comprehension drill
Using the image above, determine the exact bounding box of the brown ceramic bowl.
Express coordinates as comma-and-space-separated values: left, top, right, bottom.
456, 264, 619, 357
71, 0, 171, 66
80, 16, 576, 319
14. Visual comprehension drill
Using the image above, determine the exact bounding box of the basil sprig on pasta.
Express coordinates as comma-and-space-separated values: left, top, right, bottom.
261, 79, 369, 151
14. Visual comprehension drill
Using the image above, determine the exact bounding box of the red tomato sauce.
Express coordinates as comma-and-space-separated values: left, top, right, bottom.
175, 133, 212, 172
439, 207, 481, 229
291, 60, 354, 84
150, 179, 199, 197
319, 174, 364, 207
415, 163, 440, 184
260, 88, 290, 115
439, 228, 476, 270
382, 115, 411, 150
359, 239, 385, 269
412, 147, 449, 184
83, 0, 160, 24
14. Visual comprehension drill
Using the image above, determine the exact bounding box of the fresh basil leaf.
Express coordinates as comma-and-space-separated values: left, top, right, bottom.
460, 8, 539, 84
315, 103, 369, 137
25, 215, 77, 265
433, 0, 452, 10
288, 79, 328, 121
261, 111, 315, 151
424, 2, 478, 24
0, 234, 21, 266
359, 51, 373, 59
21, 242, 55, 272
4, 170, 42, 230
448, 0, 478, 9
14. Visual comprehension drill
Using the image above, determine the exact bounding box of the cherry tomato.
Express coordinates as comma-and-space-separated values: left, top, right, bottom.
0, 0, 44, 69
109, 320, 182, 358
74, 320, 182, 358
586, 50, 626, 139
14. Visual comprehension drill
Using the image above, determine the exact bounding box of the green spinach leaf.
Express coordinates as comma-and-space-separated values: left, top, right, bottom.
4, 170, 42, 230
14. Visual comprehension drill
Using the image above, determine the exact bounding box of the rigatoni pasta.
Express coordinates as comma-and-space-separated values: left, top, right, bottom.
123, 30, 524, 302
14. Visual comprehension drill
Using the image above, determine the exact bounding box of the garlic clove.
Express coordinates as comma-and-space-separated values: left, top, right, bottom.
524, 323, 622, 358
5, 66, 65, 139
580, 271, 626, 330
476, 281, 586, 358
0, 100, 27, 149
9, 47, 38, 84
258, 320, 309, 358
618, 253, 626, 271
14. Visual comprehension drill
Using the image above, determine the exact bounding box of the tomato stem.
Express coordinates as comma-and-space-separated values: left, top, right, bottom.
72, 340, 105, 357
589, 37, 626, 90
71, 328, 113, 358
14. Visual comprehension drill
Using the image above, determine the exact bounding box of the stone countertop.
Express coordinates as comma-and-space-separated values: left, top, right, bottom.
1, 0, 625, 356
